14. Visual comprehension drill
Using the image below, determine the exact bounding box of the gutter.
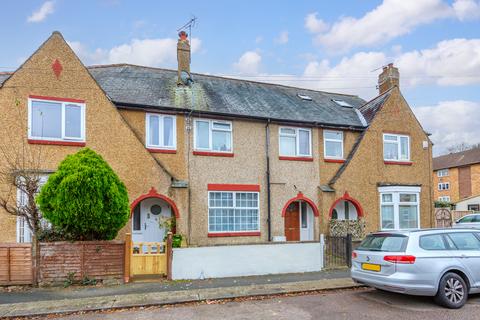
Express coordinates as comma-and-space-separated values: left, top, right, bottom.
115, 102, 367, 132
265, 119, 272, 241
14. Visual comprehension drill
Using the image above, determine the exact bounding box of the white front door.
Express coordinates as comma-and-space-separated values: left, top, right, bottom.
132, 198, 172, 243
299, 202, 314, 241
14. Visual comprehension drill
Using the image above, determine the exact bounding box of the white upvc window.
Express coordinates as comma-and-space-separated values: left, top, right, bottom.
437, 169, 449, 177
379, 186, 420, 230
438, 182, 450, 191
438, 196, 451, 202
16, 174, 50, 243
208, 191, 260, 233
194, 119, 233, 152
324, 130, 343, 159
383, 134, 410, 161
28, 98, 85, 142
145, 113, 176, 150
279, 127, 312, 157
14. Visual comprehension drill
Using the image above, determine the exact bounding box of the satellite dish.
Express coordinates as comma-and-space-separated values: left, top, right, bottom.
180, 70, 193, 86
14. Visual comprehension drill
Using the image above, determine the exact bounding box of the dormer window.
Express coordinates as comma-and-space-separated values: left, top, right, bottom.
28, 96, 85, 144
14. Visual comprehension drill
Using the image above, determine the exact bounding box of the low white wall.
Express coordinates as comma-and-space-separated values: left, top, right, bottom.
172, 241, 323, 280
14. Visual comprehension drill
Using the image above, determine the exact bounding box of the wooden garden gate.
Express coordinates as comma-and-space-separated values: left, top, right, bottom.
0, 243, 33, 285
124, 233, 172, 281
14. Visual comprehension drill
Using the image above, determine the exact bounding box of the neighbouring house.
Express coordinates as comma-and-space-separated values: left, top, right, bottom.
453, 195, 480, 212
0, 31, 434, 247
433, 148, 480, 203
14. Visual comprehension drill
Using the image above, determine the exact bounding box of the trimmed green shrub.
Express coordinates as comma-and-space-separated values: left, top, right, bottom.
37, 148, 130, 240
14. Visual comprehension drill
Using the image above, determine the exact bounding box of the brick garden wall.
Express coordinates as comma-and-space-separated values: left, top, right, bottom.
38, 241, 124, 285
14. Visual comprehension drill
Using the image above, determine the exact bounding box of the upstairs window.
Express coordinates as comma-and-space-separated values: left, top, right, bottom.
438, 182, 450, 191
383, 134, 410, 161
146, 113, 176, 150
279, 127, 311, 157
194, 119, 232, 152
29, 97, 85, 142
437, 169, 449, 177
324, 130, 343, 159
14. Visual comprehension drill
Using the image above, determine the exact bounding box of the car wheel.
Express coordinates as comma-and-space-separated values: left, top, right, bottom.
434, 272, 468, 309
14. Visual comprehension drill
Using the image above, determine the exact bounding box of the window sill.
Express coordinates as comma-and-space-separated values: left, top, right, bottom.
28, 139, 86, 147
384, 161, 413, 166
279, 156, 313, 162
324, 158, 345, 163
193, 151, 234, 157
147, 148, 176, 154
208, 232, 261, 237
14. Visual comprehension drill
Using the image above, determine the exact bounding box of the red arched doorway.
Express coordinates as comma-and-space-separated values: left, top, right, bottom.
282, 192, 319, 241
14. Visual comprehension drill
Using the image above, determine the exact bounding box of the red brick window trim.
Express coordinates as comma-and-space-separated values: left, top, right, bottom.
324, 158, 345, 163
147, 148, 177, 154
208, 184, 260, 192
208, 232, 261, 237
28, 139, 86, 147
384, 161, 413, 166
279, 156, 314, 162
193, 151, 234, 157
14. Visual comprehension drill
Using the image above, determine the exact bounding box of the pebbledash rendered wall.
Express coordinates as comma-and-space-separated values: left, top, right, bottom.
0, 32, 186, 242
171, 241, 324, 280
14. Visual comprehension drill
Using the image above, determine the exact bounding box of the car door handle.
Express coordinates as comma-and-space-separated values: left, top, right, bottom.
460, 254, 468, 259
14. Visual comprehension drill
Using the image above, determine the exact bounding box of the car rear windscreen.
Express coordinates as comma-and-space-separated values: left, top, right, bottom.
357, 234, 408, 252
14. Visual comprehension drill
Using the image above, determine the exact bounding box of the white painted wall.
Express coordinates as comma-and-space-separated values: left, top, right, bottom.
172, 241, 323, 280
455, 195, 480, 211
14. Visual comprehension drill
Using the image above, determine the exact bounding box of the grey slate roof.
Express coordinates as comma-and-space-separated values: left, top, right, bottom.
0, 73, 11, 85
88, 64, 368, 128
358, 89, 393, 124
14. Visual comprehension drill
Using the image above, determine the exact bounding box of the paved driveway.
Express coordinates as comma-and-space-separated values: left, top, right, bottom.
44, 288, 480, 320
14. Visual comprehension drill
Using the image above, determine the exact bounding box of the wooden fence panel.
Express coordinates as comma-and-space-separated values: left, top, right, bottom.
39, 241, 124, 285
0, 243, 33, 285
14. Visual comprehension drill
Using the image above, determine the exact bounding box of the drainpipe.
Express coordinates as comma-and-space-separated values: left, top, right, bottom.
265, 119, 272, 241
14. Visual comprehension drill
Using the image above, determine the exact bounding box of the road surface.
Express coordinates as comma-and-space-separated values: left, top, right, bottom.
40, 288, 480, 319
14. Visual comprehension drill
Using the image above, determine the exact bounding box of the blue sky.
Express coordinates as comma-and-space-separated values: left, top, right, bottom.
1, 0, 480, 155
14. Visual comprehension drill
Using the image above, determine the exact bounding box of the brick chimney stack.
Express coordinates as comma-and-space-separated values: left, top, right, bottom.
378, 63, 399, 94
177, 30, 191, 85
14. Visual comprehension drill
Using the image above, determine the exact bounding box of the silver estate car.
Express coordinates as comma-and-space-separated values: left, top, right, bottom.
453, 213, 480, 229
351, 229, 480, 308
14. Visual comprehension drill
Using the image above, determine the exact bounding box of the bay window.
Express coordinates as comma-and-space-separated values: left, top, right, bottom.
194, 119, 232, 152
146, 113, 176, 150
379, 186, 420, 230
208, 191, 259, 233
383, 134, 410, 161
279, 127, 311, 157
28, 97, 85, 142
324, 130, 343, 159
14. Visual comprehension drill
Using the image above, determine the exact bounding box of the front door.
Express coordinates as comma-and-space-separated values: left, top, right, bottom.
300, 202, 314, 241
132, 198, 171, 243
285, 202, 300, 241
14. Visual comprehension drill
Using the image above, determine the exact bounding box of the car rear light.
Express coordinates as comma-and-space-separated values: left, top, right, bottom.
352, 251, 358, 259
384, 255, 416, 264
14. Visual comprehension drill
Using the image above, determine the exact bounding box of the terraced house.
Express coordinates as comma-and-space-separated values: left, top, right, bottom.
0, 32, 434, 246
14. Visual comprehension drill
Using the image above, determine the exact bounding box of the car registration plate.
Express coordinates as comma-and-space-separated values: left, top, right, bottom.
362, 263, 381, 272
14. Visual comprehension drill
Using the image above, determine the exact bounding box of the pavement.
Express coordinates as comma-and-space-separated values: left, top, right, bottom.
0, 269, 358, 318
41, 288, 480, 320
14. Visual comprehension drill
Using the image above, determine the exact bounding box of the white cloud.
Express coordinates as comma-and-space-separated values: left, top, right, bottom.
233, 51, 262, 75
396, 38, 480, 87
275, 31, 289, 45
453, 0, 480, 20
69, 37, 202, 67
414, 100, 480, 155
304, 12, 328, 33
27, 1, 55, 23
307, 0, 454, 53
